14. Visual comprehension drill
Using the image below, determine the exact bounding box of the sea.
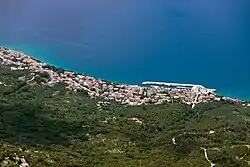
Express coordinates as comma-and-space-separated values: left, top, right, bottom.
0, 0, 249, 100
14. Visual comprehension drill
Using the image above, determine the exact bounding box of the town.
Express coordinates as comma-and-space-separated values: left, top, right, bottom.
0, 47, 244, 106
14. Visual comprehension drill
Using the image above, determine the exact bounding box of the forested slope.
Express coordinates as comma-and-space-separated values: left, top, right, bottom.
1, 64, 250, 167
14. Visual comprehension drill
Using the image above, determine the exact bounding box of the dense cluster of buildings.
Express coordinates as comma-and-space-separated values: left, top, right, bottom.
0, 47, 244, 106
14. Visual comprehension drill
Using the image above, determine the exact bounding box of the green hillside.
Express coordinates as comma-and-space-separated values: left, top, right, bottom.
1, 64, 250, 167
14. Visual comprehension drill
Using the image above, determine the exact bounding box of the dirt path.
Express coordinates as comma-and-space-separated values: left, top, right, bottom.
172, 131, 217, 166
0, 81, 7, 86
201, 147, 216, 167
27, 76, 35, 83
172, 131, 250, 166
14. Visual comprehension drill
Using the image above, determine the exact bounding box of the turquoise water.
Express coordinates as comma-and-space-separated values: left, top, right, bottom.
0, 0, 249, 100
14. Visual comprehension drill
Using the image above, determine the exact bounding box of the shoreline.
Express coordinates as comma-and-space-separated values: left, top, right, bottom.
3, 45, 249, 102
1, 45, 120, 84
0, 46, 247, 106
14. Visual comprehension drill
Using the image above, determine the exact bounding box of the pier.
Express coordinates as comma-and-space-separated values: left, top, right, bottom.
142, 81, 202, 88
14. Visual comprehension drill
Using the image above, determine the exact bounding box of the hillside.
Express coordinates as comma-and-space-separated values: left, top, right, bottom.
1, 63, 250, 167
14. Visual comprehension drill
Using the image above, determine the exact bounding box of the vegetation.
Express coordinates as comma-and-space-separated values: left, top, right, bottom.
0, 64, 250, 166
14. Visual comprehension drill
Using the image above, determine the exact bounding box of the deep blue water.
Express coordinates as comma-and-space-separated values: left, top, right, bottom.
0, 0, 249, 100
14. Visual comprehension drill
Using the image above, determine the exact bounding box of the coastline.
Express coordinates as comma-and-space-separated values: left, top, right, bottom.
0, 46, 247, 106
1, 45, 120, 84
3, 44, 249, 102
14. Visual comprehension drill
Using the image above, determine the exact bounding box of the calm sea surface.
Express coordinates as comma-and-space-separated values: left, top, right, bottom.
0, 0, 249, 100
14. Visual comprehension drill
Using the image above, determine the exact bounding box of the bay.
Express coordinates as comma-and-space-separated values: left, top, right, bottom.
0, 0, 249, 100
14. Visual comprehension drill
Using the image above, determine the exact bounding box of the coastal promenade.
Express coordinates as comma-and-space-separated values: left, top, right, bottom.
0, 47, 244, 106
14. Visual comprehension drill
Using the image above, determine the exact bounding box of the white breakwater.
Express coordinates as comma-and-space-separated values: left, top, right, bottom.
142, 81, 202, 87
142, 81, 216, 93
